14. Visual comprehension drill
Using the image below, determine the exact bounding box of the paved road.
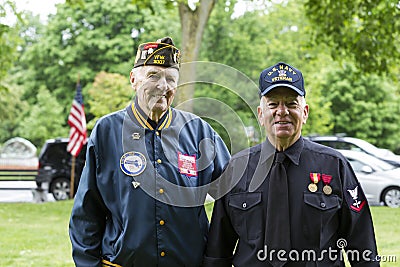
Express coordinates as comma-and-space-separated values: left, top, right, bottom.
0, 181, 54, 202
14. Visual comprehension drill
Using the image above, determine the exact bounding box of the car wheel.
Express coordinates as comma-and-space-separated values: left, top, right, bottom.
382, 187, 400, 208
50, 177, 70, 201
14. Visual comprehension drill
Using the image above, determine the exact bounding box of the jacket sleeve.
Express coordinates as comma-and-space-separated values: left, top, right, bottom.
211, 133, 231, 181
69, 138, 108, 267
338, 159, 380, 266
203, 159, 238, 267
203, 195, 238, 267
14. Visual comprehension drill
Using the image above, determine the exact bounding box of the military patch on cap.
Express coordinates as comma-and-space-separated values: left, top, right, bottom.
259, 62, 305, 97
133, 36, 180, 69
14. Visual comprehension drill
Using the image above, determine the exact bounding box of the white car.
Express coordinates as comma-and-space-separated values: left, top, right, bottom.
308, 135, 400, 167
338, 150, 400, 208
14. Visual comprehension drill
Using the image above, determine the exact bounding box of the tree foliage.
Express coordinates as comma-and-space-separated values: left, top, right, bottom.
86, 71, 132, 129
322, 63, 400, 149
305, 0, 400, 73
0, 0, 22, 90
0, 81, 27, 143
15, 87, 68, 147
17, 0, 178, 109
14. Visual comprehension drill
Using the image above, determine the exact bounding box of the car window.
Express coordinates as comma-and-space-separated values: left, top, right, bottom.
348, 144, 362, 152
335, 141, 352, 150
42, 143, 67, 162
315, 141, 336, 149
347, 158, 366, 172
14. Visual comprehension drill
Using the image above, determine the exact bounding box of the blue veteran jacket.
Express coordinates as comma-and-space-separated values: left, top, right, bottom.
204, 137, 379, 267
69, 103, 230, 267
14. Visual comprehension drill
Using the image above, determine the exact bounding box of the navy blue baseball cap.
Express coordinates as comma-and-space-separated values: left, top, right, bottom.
258, 62, 305, 97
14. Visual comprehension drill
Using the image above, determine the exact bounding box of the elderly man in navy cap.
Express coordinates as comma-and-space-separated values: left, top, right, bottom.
69, 37, 230, 267
204, 62, 379, 267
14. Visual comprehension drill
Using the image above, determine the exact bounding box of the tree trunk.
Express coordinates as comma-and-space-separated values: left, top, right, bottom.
176, 0, 216, 112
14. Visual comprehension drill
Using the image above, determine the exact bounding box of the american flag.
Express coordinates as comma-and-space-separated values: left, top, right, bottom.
67, 82, 87, 157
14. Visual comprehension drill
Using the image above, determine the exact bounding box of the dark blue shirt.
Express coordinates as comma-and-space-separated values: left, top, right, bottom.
204, 137, 379, 267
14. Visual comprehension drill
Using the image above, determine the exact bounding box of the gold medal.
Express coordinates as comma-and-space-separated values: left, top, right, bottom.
323, 185, 332, 195
308, 183, 318, 192
308, 173, 321, 193
321, 174, 333, 195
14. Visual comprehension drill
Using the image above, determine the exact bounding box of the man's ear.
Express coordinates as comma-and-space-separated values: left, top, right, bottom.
257, 105, 264, 127
302, 104, 309, 124
130, 71, 135, 84
130, 70, 137, 92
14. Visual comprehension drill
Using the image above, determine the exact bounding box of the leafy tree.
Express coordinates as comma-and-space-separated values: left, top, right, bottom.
0, 0, 22, 90
305, 0, 400, 73
322, 63, 400, 150
0, 81, 27, 143
15, 87, 68, 147
17, 0, 178, 111
4, 0, 179, 146
86, 71, 132, 129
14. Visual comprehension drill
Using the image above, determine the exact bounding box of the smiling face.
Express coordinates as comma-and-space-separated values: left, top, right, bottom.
258, 87, 309, 150
130, 65, 179, 121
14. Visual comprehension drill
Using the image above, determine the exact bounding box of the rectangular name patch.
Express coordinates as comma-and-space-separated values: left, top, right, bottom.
178, 152, 197, 177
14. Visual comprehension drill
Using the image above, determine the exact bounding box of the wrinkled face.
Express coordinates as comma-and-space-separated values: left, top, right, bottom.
130, 65, 179, 117
258, 87, 309, 143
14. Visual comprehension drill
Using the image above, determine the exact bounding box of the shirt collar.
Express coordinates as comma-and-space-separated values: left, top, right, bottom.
260, 136, 304, 166
131, 98, 173, 130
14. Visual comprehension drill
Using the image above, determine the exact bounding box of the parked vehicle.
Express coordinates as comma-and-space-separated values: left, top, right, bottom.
35, 138, 86, 200
338, 149, 400, 208
307, 135, 400, 167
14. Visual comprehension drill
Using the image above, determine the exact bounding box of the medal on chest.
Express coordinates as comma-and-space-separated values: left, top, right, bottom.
322, 174, 333, 195
308, 172, 320, 192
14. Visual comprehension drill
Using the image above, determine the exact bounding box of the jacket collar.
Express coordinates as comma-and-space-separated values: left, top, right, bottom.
131, 98, 173, 131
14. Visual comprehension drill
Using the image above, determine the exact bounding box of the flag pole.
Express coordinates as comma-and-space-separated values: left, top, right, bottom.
70, 155, 76, 198
70, 74, 80, 199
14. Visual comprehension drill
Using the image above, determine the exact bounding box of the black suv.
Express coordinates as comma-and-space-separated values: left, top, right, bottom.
35, 138, 86, 200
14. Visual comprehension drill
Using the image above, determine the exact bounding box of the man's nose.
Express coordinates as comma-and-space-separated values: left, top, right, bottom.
276, 103, 289, 116
156, 76, 168, 91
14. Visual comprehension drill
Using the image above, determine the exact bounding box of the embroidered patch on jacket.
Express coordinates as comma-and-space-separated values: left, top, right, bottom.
120, 151, 146, 176
345, 184, 367, 212
178, 152, 197, 177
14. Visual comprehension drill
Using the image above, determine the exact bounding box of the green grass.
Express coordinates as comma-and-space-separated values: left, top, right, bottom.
0, 202, 398, 266
371, 207, 400, 265
0, 201, 74, 267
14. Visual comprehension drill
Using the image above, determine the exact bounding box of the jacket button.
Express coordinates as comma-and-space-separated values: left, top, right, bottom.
159, 188, 164, 194
242, 202, 247, 208
160, 220, 165, 225
157, 159, 162, 164
320, 202, 326, 208
160, 251, 165, 257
